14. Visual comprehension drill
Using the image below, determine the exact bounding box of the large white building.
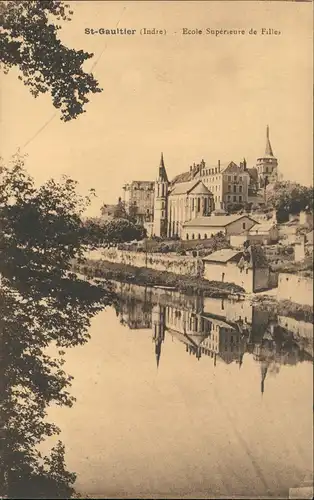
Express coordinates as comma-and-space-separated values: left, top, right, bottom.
122, 126, 279, 239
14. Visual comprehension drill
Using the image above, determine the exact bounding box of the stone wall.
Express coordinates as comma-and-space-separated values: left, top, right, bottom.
89, 248, 203, 277
277, 273, 313, 306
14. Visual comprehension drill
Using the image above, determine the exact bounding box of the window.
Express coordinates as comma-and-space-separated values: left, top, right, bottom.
233, 195, 237, 202
243, 222, 246, 229
246, 268, 249, 274
192, 198, 195, 210
198, 233, 201, 240
204, 233, 207, 239
239, 176, 242, 181
239, 196, 242, 202
197, 198, 201, 211
186, 234, 189, 240
228, 195, 231, 201
161, 201, 165, 208
239, 185, 243, 193
228, 176, 231, 181
234, 176, 237, 181
222, 272, 225, 282
161, 210, 164, 218
192, 233, 195, 240
233, 185, 237, 192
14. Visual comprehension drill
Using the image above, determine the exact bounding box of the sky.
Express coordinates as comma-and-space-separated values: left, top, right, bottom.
1, 0, 313, 215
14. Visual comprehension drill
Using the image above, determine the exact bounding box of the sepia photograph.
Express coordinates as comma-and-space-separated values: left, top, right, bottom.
0, 0, 313, 498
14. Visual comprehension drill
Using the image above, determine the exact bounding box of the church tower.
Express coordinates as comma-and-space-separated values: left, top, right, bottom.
153, 153, 169, 238
256, 125, 278, 189
260, 360, 269, 396
152, 304, 166, 368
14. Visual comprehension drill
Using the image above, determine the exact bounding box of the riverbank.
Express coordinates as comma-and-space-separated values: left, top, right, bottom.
73, 258, 245, 298
73, 258, 313, 323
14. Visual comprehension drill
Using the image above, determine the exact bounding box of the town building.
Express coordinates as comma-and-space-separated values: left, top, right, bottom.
193, 159, 251, 210
183, 214, 257, 240
121, 126, 279, 238
202, 247, 270, 293
230, 221, 279, 248
152, 153, 214, 238
122, 180, 155, 225
277, 273, 313, 306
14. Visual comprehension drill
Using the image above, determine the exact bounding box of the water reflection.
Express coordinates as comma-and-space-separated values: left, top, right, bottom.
37, 281, 312, 499
115, 282, 313, 396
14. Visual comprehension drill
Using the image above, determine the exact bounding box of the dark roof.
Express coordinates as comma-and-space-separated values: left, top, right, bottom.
265, 125, 274, 156
158, 152, 169, 182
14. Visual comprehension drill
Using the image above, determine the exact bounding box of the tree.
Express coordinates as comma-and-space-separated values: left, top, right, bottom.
0, 1, 101, 121
0, 156, 115, 497
85, 217, 146, 247
266, 181, 313, 222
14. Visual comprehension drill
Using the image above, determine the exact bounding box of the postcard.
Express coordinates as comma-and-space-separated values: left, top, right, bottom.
0, 1, 313, 499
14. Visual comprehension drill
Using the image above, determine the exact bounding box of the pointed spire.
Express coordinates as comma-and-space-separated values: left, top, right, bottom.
239, 352, 244, 369
265, 125, 274, 157
261, 361, 268, 396
158, 152, 169, 183
155, 341, 162, 369
160, 152, 165, 168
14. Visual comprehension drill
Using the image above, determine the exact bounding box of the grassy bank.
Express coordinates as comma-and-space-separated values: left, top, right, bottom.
73, 258, 245, 298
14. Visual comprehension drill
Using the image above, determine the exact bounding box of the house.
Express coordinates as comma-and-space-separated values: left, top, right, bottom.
230, 221, 279, 248
122, 180, 155, 224
248, 221, 279, 244
277, 273, 313, 306
202, 247, 270, 293
183, 214, 257, 240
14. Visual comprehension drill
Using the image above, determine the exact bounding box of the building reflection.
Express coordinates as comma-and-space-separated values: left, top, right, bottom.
115, 283, 313, 391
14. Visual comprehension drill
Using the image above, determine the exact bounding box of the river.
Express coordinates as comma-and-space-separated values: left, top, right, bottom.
43, 282, 313, 499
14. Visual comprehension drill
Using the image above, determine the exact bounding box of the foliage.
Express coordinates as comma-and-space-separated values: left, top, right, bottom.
84, 217, 146, 248
227, 202, 247, 214
100, 198, 139, 225
0, 1, 101, 121
266, 181, 313, 222
0, 156, 114, 497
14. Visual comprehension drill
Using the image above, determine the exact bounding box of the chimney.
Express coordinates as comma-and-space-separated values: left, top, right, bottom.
243, 158, 247, 170
190, 165, 192, 172
218, 159, 221, 172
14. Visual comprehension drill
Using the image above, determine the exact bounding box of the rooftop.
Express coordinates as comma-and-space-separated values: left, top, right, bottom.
249, 222, 276, 234
184, 214, 257, 227
202, 249, 242, 263
169, 179, 211, 196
